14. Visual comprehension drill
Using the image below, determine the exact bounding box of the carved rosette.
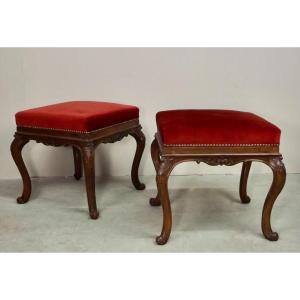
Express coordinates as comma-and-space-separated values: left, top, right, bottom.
268, 156, 286, 174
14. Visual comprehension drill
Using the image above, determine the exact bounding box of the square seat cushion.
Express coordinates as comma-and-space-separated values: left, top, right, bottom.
156, 110, 281, 146
15, 101, 139, 133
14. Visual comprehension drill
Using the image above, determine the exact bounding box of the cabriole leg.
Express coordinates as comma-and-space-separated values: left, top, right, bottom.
129, 127, 146, 190
155, 158, 174, 245
81, 144, 99, 219
261, 156, 286, 241
10, 134, 31, 204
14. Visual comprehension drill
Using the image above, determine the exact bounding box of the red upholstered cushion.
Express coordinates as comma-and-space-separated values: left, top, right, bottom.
156, 110, 281, 145
16, 101, 139, 132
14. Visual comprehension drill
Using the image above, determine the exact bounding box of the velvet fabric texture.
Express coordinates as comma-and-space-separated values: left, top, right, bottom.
156, 110, 281, 145
16, 101, 139, 132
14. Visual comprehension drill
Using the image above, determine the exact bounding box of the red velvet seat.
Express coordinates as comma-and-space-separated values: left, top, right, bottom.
156, 110, 281, 146
16, 101, 139, 133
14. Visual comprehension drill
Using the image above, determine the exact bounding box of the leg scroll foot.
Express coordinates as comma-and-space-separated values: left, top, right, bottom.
156, 234, 169, 245
150, 193, 161, 206
264, 231, 279, 242
89, 210, 100, 220
17, 196, 29, 204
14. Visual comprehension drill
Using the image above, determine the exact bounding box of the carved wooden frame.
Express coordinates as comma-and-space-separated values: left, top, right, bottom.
150, 133, 286, 245
10, 118, 145, 219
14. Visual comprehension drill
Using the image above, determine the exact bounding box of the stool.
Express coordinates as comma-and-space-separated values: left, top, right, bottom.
11, 101, 145, 219
150, 109, 286, 245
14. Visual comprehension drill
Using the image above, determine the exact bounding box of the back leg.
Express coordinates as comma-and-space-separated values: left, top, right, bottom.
73, 146, 82, 180
239, 161, 252, 204
149, 138, 161, 206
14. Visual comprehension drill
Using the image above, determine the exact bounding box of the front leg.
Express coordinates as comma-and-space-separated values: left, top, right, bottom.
10, 134, 31, 204
129, 126, 146, 190
261, 156, 286, 241
155, 158, 175, 245
81, 143, 99, 219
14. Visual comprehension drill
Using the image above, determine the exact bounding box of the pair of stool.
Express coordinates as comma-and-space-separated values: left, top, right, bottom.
11, 101, 286, 245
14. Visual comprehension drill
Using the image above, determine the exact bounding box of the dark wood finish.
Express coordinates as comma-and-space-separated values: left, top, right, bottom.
154, 141, 174, 245
73, 146, 82, 180
11, 119, 145, 219
10, 135, 31, 204
149, 139, 161, 206
239, 161, 252, 204
129, 127, 146, 190
81, 144, 98, 219
261, 157, 286, 241
150, 134, 286, 245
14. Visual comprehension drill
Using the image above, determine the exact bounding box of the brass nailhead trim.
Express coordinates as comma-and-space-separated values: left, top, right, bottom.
17, 118, 139, 134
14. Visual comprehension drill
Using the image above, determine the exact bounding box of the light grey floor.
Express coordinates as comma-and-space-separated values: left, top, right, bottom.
0, 174, 299, 252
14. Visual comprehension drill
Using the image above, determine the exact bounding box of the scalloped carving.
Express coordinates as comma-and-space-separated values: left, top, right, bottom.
202, 157, 237, 166
35, 139, 70, 147
101, 132, 129, 144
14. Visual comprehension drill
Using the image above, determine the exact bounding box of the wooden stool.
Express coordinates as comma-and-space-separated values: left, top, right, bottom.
150, 110, 286, 245
11, 101, 145, 219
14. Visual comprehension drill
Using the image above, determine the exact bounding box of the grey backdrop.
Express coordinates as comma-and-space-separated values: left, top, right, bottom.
1, 48, 299, 179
